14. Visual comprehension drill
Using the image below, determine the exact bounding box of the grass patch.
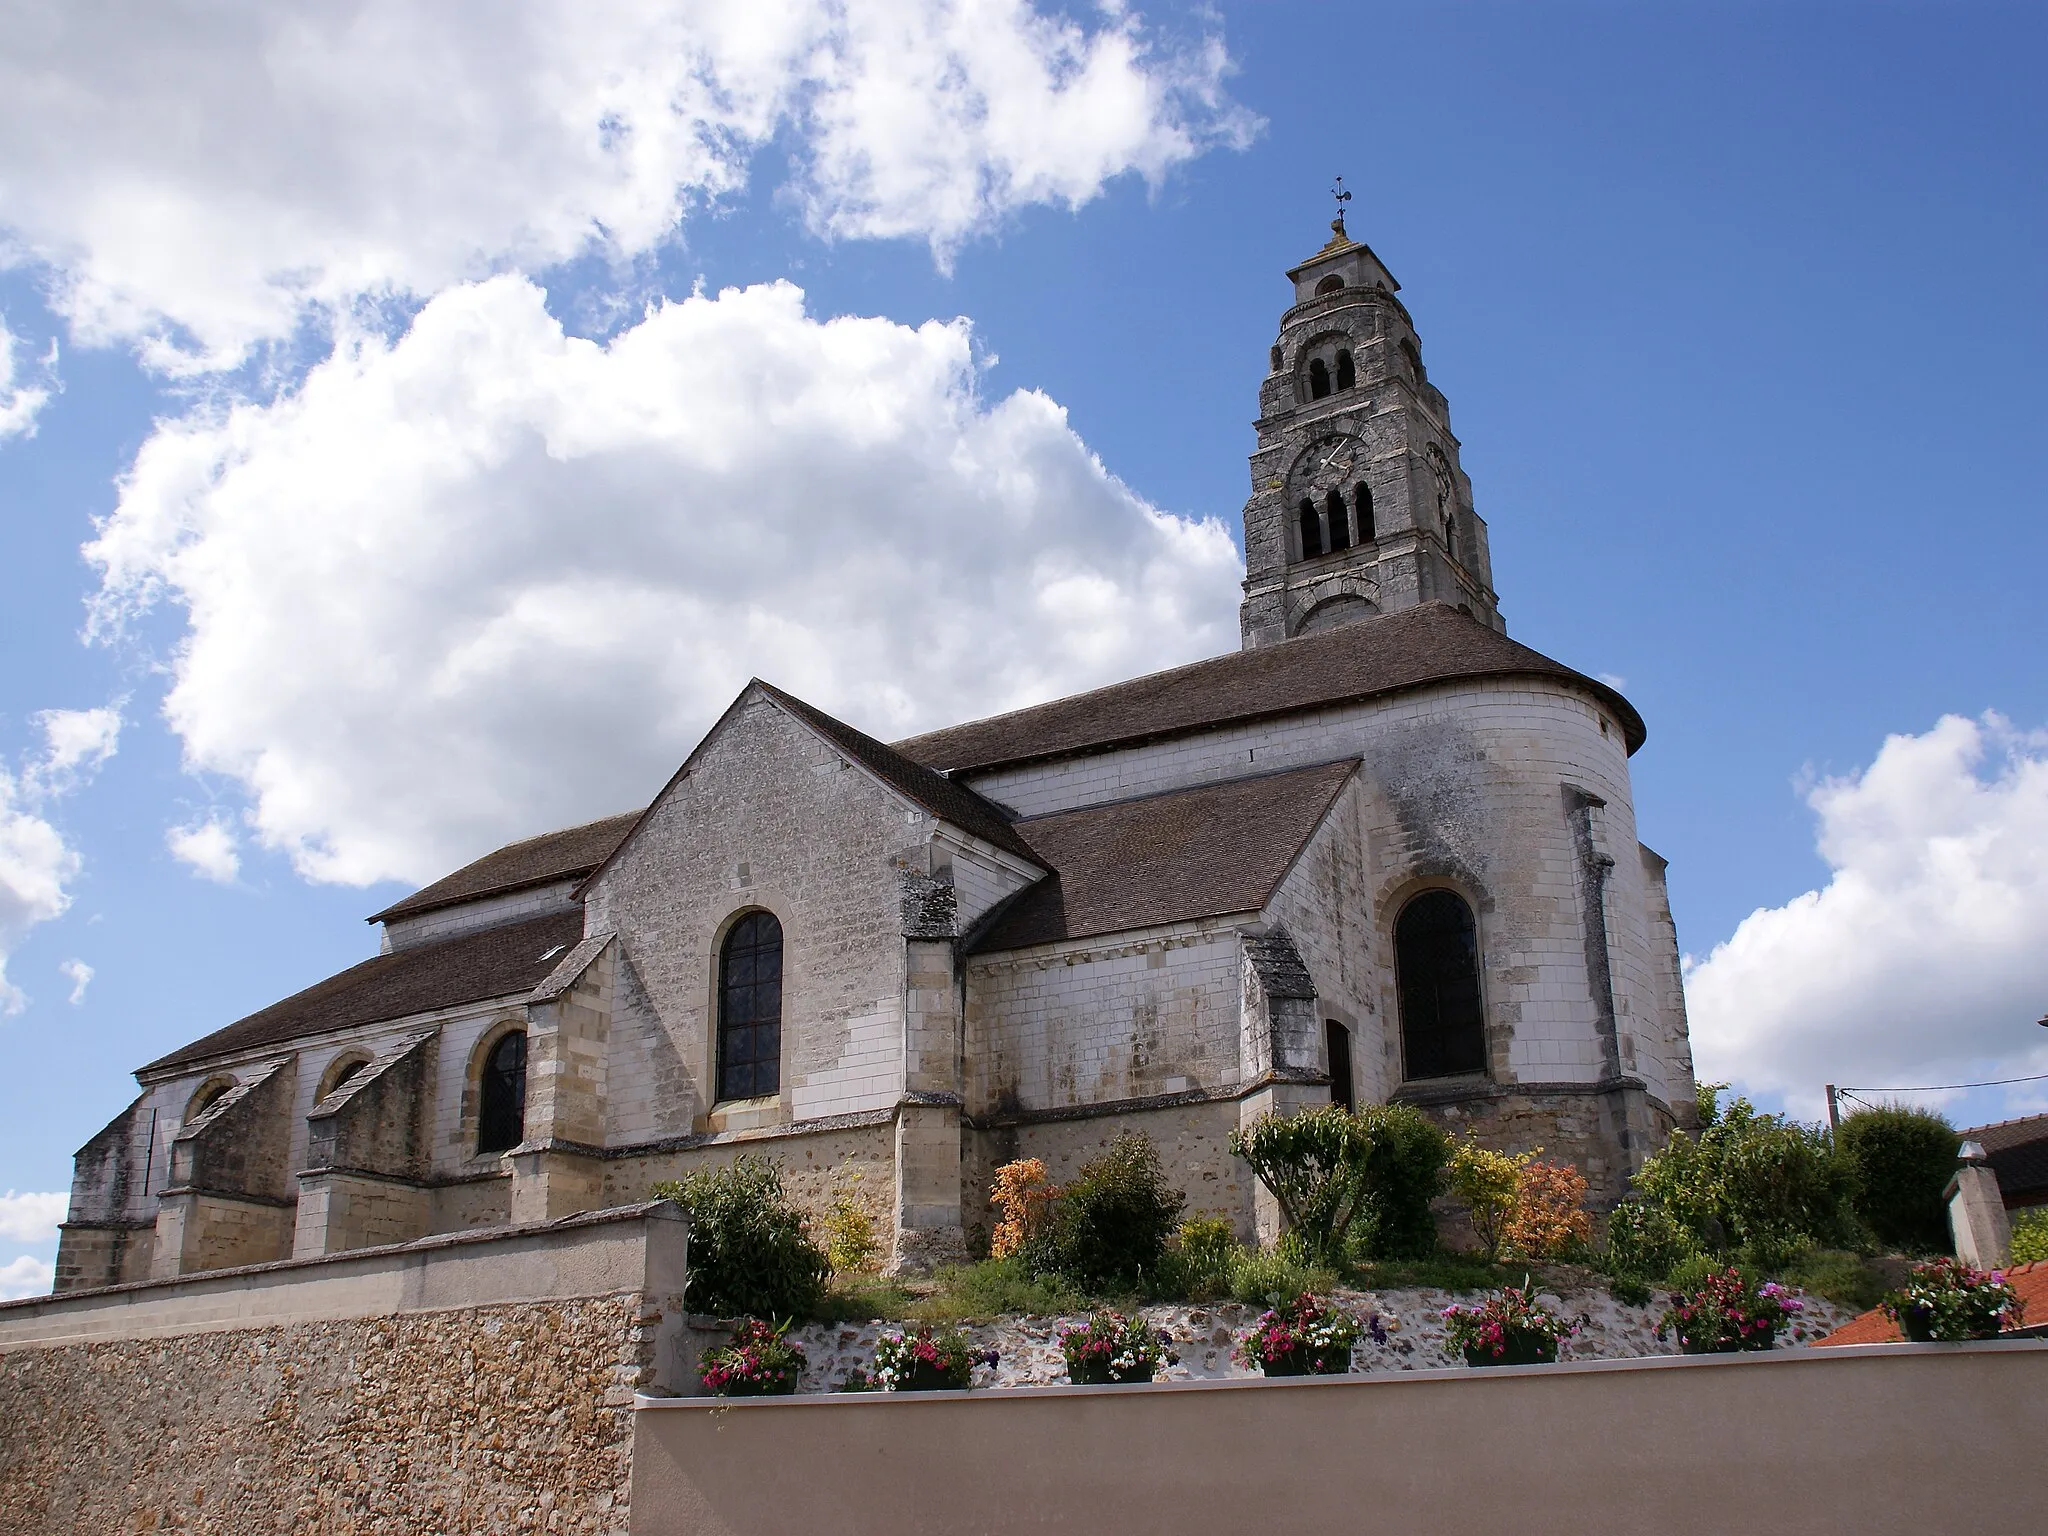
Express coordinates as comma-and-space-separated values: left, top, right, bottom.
915, 1258, 1088, 1322
1346, 1254, 1518, 1294
811, 1277, 919, 1324
1775, 1249, 1888, 1312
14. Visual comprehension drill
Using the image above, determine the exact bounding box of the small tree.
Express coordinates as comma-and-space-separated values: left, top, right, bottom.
1230, 1104, 1374, 1267
1504, 1159, 1593, 1260
1836, 1105, 1959, 1254
1039, 1132, 1185, 1292
652, 1155, 831, 1319
1448, 1136, 1530, 1260
1353, 1103, 1451, 1259
988, 1158, 1056, 1260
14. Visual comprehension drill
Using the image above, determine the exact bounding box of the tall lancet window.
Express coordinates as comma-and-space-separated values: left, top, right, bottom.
1298, 499, 1323, 559
719, 911, 784, 1101
1307, 358, 1331, 400
1395, 891, 1487, 1080
478, 1031, 528, 1153
1335, 350, 1355, 391
1353, 483, 1375, 542
1325, 488, 1350, 551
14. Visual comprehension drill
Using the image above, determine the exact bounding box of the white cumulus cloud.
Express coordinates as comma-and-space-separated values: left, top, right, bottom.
87, 275, 1244, 886
167, 818, 241, 885
58, 957, 93, 1005
0, 0, 1251, 368
0, 1190, 68, 1245
0, 315, 55, 440
0, 1254, 54, 1301
0, 708, 122, 1013
1685, 713, 2048, 1119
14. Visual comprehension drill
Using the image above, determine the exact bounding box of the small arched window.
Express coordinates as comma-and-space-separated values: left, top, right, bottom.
1395, 891, 1487, 1081
1325, 1021, 1355, 1112
1335, 350, 1355, 391
478, 1031, 528, 1153
1400, 337, 1425, 386
1324, 488, 1350, 552
1315, 274, 1346, 296
186, 1077, 235, 1121
1298, 499, 1323, 560
719, 911, 784, 1102
1307, 358, 1331, 400
317, 1054, 371, 1101
1353, 483, 1375, 542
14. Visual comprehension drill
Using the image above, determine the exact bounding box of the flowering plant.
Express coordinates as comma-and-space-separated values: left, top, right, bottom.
1059, 1311, 1173, 1385
1657, 1267, 1801, 1354
989, 1158, 1058, 1260
847, 1325, 996, 1392
699, 1317, 805, 1396
1881, 1258, 2024, 1342
1441, 1278, 1577, 1366
1234, 1292, 1361, 1377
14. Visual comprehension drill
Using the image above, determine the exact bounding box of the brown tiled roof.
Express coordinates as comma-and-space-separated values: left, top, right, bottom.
1968, 1113, 2048, 1202
971, 760, 1357, 953
368, 813, 640, 923
1815, 1259, 2048, 1346
752, 682, 1040, 863
894, 602, 1646, 775
140, 910, 586, 1075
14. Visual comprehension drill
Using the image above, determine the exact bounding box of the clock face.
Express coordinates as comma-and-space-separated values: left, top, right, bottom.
1289, 433, 1364, 498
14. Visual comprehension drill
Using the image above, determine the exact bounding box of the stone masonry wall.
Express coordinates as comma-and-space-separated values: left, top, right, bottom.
0, 1295, 647, 1535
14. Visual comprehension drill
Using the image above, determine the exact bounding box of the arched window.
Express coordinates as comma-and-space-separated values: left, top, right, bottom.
1325, 1021, 1355, 1112
1307, 358, 1331, 400
1400, 337, 1425, 386
317, 1054, 371, 1101
478, 1031, 528, 1153
1297, 499, 1323, 559
718, 911, 784, 1101
1335, 349, 1355, 391
186, 1077, 235, 1121
1324, 488, 1350, 552
1352, 483, 1375, 542
1395, 891, 1487, 1080
1315, 274, 1346, 296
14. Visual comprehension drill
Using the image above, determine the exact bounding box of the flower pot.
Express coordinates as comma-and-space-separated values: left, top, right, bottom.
1259, 1344, 1353, 1378
1461, 1331, 1558, 1368
897, 1362, 971, 1392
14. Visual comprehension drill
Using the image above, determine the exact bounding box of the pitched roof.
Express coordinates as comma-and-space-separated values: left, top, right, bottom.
1814, 1259, 2048, 1346
1968, 1112, 2048, 1201
141, 910, 586, 1076
894, 602, 1645, 776
752, 681, 1040, 864
367, 812, 640, 924
971, 759, 1357, 953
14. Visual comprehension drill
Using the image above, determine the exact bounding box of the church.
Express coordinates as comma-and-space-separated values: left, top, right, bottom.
54, 215, 1696, 1289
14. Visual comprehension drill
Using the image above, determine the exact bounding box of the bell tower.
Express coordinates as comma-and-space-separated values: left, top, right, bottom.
1239, 199, 1502, 649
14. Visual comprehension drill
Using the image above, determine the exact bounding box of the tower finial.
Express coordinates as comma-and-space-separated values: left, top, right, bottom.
1330, 175, 1352, 238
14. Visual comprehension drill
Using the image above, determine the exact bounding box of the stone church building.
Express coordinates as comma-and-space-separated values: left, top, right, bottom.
55, 217, 1696, 1289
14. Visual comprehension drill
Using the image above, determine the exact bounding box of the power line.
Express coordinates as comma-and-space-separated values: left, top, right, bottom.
1837, 1070, 2048, 1096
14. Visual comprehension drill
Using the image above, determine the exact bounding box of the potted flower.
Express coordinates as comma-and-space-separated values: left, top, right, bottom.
845, 1325, 995, 1392
1059, 1311, 1173, 1385
1658, 1267, 1801, 1354
1881, 1258, 2025, 1342
1441, 1279, 1577, 1367
699, 1317, 806, 1396
1234, 1293, 1360, 1377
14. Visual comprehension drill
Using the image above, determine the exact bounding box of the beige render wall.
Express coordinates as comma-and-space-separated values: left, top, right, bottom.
585, 696, 928, 1142
600, 1119, 895, 1232
629, 1342, 2048, 1536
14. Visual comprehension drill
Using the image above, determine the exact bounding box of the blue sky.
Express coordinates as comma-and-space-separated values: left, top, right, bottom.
3, 1, 2045, 1294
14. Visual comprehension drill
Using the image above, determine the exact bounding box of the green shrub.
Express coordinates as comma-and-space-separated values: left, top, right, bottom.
1607, 1272, 1653, 1307
1228, 1104, 1374, 1268
1663, 1251, 1729, 1299
1603, 1199, 1695, 1282
1633, 1086, 1855, 1267
1835, 1106, 1959, 1254
2012, 1206, 2048, 1265
1352, 1103, 1451, 1259
1776, 1248, 1888, 1312
651, 1156, 830, 1319
1228, 1246, 1339, 1307
1032, 1131, 1185, 1293
1165, 1217, 1239, 1302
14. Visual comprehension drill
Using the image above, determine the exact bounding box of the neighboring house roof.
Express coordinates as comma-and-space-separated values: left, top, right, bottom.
752, 681, 1040, 865
1968, 1112, 2048, 1205
141, 910, 586, 1076
367, 812, 640, 924
893, 601, 1647, 775
972, 759, 1358, 953
1814, 1259, 2048, 1346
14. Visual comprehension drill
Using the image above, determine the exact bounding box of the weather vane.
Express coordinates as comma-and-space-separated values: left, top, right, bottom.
1330, 175, 1352, 237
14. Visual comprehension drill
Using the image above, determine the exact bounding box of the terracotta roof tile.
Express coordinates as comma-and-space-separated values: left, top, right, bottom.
367, 813, 640, 923
894, 602, 1645, 776
141, 910, 586, 1075
971, 760, 1357, 952
1814, 1259, 2048, 1346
